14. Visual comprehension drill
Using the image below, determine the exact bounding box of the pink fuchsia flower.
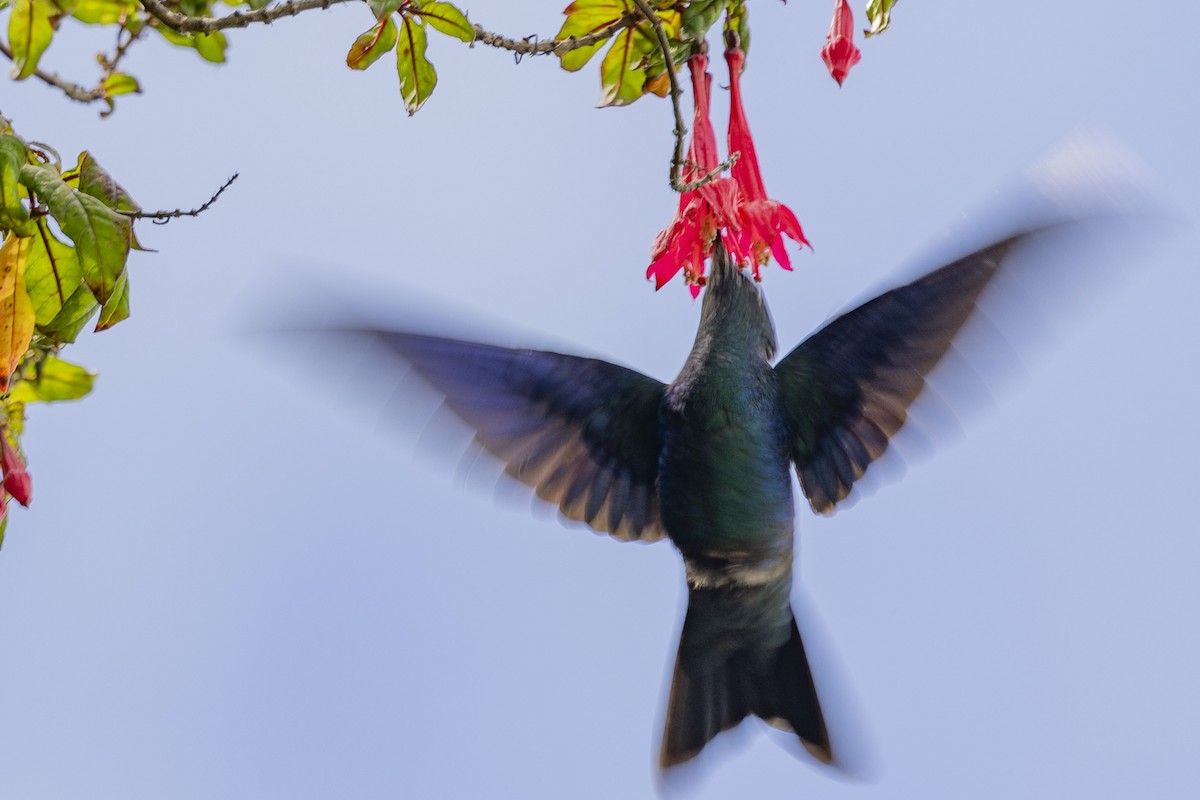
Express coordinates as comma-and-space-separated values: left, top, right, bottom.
1, 429, 31, 507
647, 54, 745, 297
821, 0, 862, 86
725, 47, 810, 279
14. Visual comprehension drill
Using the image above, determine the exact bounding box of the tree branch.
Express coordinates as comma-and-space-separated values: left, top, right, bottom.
122, 173, 239, 224
138, 0, 353, 33
471, 13, 639, 59
0, 42, 105, 104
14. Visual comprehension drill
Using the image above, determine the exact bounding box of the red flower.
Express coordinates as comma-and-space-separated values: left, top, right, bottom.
647, 54, 745, 297
1, 429, 31, 507
725, 47, 810, 279
821, 0, 862, 86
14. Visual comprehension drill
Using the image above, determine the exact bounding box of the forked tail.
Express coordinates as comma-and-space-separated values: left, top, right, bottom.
660, 584, 831, 768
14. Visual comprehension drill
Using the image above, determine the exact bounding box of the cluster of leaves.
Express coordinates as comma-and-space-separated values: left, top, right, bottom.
2, 0, 245, 114
554, 0, 745, 107
345, 0, 474, 115
0, 117, 142, 544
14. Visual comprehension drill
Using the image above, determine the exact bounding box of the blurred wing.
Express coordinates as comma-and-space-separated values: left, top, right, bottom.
775, 236, 1021, 514
374, 332, 667, 542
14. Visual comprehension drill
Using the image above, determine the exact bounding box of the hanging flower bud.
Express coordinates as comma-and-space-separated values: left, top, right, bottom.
821, 0, 862, 86
1, 429, 31, 507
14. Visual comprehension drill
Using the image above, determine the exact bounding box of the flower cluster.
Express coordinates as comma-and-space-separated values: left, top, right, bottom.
648, 48, 810, 295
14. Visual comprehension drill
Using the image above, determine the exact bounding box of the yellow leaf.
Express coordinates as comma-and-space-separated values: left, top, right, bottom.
0, 234, 35, 391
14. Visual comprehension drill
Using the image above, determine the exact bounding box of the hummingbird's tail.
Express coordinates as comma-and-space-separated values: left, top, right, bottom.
659, 583, 831, 769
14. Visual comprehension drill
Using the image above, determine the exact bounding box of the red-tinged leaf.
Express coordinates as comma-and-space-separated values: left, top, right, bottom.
0, 234, 35, 392
415, 1, 473, 43
347, 16, 398, 70
396, 15, 438, 115
7, 0, 55, 81
73, 152, 140, 213
557, 0, 627, 39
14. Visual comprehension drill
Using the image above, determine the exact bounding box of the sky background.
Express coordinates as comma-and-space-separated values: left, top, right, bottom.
2, 2, 1198, 798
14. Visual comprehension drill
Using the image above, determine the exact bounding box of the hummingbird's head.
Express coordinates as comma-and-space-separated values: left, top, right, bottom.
698, 238, 778, 361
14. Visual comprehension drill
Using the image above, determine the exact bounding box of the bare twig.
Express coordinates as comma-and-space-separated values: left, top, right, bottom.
100, 16, 143, 75
138, 0, 352, 33
629, 0, 689, 192
123, 173, 239, 224
0, 42, 105, 104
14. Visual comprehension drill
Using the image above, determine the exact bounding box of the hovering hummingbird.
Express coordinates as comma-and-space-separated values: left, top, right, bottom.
355, 226, 1049, 770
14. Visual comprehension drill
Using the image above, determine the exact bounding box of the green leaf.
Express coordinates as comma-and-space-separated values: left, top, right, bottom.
0, 135, 33, 237
102, 72, 141, 97
0, 233, 35, 390
414, 1, 473, 43
154, 26, 228, 63
395, 15, 437, 116
71, 0, 136, 25
559, 39, 605, 73
864, 0, 899, 37
367, 0, 405, 17
44, 286, 99, 343
8, 355, 95, 403
7, 0, 56, 81
598, 25, 656, 107
347, 16, 398, 70
25, 218, 80, 325
681, 0, 722, 40
94, 267, 128, 331
19, 164, 131, 307
24, 218, 99, 342
192, 31, 227, 62
555, 0, 626, 73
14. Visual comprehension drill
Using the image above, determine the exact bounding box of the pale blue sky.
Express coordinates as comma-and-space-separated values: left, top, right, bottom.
2, 2, 1198, 798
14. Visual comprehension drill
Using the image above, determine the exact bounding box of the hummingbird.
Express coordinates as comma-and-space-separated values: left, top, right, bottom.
353, 225, 1046, 771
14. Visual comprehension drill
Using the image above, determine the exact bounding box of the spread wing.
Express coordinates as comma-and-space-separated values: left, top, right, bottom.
775, 236, 1022, 514
370, 332, 667, 542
